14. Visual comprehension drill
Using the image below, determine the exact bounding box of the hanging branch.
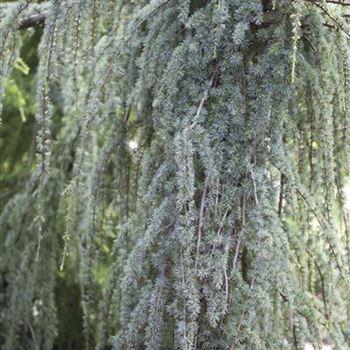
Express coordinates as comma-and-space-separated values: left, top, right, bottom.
326, 0, 350, 5
306, 0, 350, 29
15, 8, 349, 33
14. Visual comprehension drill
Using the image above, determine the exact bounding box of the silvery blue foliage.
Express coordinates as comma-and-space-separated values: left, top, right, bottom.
0, 0, 349, 349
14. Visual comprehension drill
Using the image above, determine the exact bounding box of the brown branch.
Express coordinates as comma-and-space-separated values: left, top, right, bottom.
16, 7, 348, 34
315, 261, 330, 320
250, 170, 259, 206
190, 77, 214, 129
326, 0, 350, 6
232, 196, 245, 272
307, 0, 350, 22
194, 177, 208, 270
18, 13, 46, 30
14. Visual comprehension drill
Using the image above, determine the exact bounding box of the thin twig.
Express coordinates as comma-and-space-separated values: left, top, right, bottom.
315, 261, 330, 320
194, 177, 208, 270
232, 197, 245, 272
278, 174, 285, 219
210, 208, 229, 256
306, 0, 350, 36
250, 169, 259, 206
326, 0, 350, 6
190, 77, 214, 129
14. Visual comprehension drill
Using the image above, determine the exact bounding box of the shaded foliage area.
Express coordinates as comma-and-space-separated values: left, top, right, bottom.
1, 29, 39, 208
0, 1, 350, 350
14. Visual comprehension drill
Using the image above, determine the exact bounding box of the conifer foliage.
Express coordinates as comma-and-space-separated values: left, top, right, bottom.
1, 0, 350, 349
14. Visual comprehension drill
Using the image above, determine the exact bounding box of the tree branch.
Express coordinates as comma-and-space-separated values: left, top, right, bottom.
326, 0, 350, 6
14, 0, 349, 33
306, 0, 350, 36
18, 13, 46, 30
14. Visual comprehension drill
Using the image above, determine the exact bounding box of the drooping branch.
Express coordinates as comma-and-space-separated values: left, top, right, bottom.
15, 5, 349, 33
305, 0, 350, 36
326, 0, 350, 5
307, 0, 350, 18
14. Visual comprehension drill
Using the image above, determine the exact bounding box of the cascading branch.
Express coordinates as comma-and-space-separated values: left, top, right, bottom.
0, 0, 349, 349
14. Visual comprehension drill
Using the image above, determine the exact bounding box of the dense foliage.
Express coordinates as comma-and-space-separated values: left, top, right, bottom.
1, 0, 349, 349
